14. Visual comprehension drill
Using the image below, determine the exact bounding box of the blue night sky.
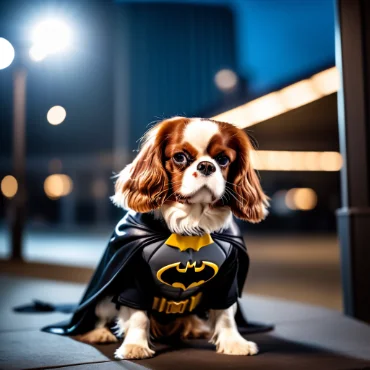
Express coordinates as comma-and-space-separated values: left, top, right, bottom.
233, 0, 335, 94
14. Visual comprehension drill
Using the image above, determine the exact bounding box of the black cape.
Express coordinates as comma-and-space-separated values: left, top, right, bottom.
36, 211, 272, 336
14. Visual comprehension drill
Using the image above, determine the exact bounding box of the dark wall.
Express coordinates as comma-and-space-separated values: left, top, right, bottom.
114, 3, 237, 148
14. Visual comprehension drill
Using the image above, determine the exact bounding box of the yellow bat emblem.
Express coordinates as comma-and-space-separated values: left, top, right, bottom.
156, 261, 219, 291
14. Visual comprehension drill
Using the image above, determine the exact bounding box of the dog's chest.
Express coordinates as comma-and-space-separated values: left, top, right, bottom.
142, 233, 230, 314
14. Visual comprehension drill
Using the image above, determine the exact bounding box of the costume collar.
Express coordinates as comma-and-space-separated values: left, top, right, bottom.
165, 233, 214, 252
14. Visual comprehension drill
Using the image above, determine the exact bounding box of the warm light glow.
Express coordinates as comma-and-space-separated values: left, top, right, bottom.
0, 38, 15, 70
246, 92, 287, 126
251, 151, 343, 171
212, 67, 339, 129
1, 175, 18, 198
44, 174, 73, 199
31, 19, 72, 58
319, 152, 343, 171
214, 92, 287, 128
47, 106, 66, 125
214, 69, 238, 91
311, 67, 339, 95
303, 152, 321, 171
280, 80, 322, 109
285, 188, 318, 211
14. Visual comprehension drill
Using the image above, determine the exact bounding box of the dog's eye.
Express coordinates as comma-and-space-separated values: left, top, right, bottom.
173, 153, 187, 165
215, 155, 230, 167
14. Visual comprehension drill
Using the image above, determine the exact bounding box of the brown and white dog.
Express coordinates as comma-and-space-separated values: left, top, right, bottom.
76, 117, 268, 359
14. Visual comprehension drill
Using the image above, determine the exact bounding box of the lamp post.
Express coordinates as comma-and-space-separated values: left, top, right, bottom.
11, 65, 27, 260
0, 19, 72, 261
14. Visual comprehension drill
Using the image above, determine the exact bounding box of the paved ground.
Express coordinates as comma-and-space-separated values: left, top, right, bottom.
0, 228, 342, 310
1, 275, 369, 370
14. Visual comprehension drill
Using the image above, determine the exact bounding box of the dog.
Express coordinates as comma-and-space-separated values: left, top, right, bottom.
75, 116, 268, 359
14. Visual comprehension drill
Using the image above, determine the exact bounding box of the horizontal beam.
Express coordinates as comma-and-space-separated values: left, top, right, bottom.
212, 67, 339, 129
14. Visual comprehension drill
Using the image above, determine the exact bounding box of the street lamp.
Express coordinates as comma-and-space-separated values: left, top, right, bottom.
0, 38, 15, 70
0, 19, 72, 260
29, 19, 72, 61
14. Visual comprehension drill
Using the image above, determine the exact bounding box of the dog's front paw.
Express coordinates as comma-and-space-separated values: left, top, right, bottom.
74, 328, 118, 344
216, 338, 258, 356
115, 343, 155, 360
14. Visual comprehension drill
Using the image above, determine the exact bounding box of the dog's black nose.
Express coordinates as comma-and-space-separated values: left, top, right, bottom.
197, 161, 216, 176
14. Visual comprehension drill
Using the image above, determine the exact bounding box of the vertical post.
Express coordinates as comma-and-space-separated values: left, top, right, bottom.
335, 0, 370, 323
113, 7, 132, 173
11, 67, 27, 261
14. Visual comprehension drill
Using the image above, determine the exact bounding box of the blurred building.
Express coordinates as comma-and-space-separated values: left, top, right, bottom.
0, 0, 339, 233
0, 1, 239, 228
113, 3, 238, 161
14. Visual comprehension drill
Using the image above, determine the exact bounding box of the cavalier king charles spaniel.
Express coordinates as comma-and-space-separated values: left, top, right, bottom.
77, 117, 268, 359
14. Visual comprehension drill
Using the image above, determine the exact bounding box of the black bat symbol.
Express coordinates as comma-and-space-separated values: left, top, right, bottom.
156, 261, 218, 291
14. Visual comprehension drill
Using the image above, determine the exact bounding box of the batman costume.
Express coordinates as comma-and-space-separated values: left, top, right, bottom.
38, 211, 272, 336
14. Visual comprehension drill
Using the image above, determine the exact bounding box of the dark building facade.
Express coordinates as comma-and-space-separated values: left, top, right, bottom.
113, 3, 237, 165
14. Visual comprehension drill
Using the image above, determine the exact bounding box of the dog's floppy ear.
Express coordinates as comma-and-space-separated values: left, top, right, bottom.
228, 134, 269, 223
112, 127, 168, 213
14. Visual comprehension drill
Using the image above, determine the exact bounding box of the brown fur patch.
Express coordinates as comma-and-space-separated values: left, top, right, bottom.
74, 327, 118, 344
150, 315, 210, 339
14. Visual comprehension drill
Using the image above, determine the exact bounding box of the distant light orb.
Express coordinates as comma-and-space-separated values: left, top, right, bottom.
1, 175, 18, 198
214, 69, 238, 92
44, 174, 73, 199
285, 188, 317, 211
0, 38, 15, 70
47, 106, 66, 125
29, 45, 47, 62
31, 19, 72, 55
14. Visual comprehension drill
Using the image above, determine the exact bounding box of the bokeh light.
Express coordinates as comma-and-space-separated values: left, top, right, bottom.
44, 174, 73, 199
1, 175, 18, 198
214, 69, 238, 91
0, 37, 15, 70
319, 152, 343, 171
47, 106, 67, 125
285, 188, 318, 211
251, 151, 343, 171
31, 19, 72, 56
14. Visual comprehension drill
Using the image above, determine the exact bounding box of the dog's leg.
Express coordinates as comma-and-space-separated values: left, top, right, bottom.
209, 303, 258, 356
114, 306, 154, 360
74, 297, 118, 344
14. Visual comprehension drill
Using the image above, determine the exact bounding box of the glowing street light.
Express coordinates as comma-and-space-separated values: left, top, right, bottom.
214, 69, 238, 92
0, 38, 15, 70
1, 175, 18, 198
29, 19, 72, 61
47, 106, 67, 125
1, 18, 73, 260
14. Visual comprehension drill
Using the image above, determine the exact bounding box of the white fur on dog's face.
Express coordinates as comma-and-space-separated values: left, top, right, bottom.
180, 154, 225, 203
180, 120, 225, 203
